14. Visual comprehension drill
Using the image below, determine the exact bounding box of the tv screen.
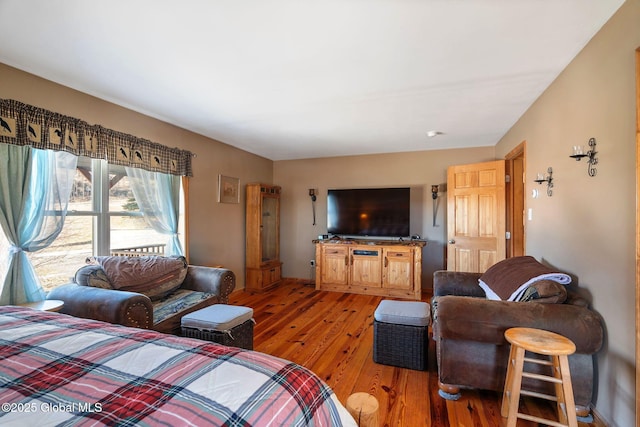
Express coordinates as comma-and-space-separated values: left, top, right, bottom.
327, 187, 410, 237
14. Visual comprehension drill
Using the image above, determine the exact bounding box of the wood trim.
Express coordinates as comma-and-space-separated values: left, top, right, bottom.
505, 141, 526, 160
635, 46, 640, 427
505, 141, 526, 258
591, 408, 609, 427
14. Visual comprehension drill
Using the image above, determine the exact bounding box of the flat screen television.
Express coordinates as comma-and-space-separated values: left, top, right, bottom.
327, 187, 410, 237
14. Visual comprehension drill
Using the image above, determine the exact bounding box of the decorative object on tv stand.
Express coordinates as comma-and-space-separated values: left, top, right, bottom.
569, 137, 598, 177
533, 167, 554, 196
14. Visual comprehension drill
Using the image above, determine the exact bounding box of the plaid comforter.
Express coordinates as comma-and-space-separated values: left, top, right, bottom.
0, 307, 356, 427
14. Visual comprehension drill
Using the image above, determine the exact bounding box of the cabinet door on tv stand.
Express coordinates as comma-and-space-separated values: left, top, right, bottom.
382, 247, 414, 291
320, 245, 349, 286
350, 247, 382, 288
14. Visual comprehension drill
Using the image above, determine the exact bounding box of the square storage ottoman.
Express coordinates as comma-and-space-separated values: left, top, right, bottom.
373, 300, 430, 371
181, 304, 254, 350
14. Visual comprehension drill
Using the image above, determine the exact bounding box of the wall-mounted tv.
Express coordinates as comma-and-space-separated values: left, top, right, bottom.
327, 187, 410, 238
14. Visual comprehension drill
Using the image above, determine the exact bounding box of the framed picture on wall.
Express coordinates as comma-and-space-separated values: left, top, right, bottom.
218, 174, 240, 204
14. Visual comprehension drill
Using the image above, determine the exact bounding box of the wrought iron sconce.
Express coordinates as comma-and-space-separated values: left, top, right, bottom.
431, 185, 439, 200
534, 167, 554, 196
430, 184, 446, 226
569, 137, 598, 177
309, 189, 317, 225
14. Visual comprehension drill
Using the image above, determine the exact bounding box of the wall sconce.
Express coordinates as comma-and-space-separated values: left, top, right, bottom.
534, 167, 554, 196
430, 184, 446, 226
309, 189, 317, 225
569, 137, 598, 177
431, 185, 439, 200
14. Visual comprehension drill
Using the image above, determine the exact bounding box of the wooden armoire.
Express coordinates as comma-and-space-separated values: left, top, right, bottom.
245, 183, 281, 292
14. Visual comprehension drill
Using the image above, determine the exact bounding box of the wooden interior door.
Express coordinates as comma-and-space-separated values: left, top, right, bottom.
447, 160, 506, 272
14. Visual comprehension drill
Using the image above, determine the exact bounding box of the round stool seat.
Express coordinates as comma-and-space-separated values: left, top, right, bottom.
505, 327, 576, 356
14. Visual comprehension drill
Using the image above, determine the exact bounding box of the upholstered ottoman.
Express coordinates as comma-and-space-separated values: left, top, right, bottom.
373, 300, 430, 370
181, 304, 254, 350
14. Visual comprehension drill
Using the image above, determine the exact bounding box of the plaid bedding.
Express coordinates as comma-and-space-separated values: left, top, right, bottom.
0, 307, 356, 427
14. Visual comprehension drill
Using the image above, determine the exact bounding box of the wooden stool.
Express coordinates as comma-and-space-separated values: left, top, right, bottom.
346, 392, 379, 427
501, 327, 578, 427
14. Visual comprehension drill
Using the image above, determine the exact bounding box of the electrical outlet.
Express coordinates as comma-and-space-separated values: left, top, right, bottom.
310, 259, 315, 267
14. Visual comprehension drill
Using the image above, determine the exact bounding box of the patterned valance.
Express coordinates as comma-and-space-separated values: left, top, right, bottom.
0, 99, 193, 176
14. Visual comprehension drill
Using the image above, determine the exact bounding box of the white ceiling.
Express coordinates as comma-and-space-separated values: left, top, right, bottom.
0, 0, 624, 160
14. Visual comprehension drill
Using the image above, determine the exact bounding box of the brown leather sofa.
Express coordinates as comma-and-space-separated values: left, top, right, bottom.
48, 259, 235, 335
431, 270, 604, 420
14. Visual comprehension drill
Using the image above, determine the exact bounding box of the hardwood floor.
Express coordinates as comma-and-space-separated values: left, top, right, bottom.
229, 280, 604, 427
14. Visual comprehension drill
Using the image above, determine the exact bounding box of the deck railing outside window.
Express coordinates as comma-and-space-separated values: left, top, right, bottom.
110, 244, 166, 257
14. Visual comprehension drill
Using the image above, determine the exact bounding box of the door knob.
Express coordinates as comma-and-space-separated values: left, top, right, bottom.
448, 239, 455, 244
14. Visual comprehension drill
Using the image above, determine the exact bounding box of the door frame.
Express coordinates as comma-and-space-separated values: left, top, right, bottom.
505, 142, 526, 258
635, 47, 639, 427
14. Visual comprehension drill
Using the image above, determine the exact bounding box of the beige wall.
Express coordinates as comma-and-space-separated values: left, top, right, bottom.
274, 147, 495, 288
3, 1, 638, 421
0, 63, 273, 289
495, 1, 639, 425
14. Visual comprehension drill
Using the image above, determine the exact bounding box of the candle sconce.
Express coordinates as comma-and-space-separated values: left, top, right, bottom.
430, 184, 446, 227
569, 137, 598, 177
534, 167, 554, 196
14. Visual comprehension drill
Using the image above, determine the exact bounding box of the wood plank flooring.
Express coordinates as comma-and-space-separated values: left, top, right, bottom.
229, 281, 603, 427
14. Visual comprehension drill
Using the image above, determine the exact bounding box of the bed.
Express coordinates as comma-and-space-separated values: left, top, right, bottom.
0, 306, 356, 426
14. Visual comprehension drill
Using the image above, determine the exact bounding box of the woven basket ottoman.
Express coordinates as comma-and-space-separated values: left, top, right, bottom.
181, 304, 254, 350
373, 300, 430, 371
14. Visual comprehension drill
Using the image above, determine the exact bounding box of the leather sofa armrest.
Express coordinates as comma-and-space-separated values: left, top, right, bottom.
433, 270, 485, 297
433, 295, 603, 354
182, 266, 236, 303
47, 283, 153, 329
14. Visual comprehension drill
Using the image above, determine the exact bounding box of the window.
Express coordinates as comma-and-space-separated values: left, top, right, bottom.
21, 156, 185, 292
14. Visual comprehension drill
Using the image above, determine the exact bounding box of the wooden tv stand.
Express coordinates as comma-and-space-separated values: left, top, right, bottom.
314, 239, 426, 300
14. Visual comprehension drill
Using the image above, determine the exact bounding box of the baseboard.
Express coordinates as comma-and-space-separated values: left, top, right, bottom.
232, 278, 315, 294
283, 277, 315, 287
590, 407, 610, 427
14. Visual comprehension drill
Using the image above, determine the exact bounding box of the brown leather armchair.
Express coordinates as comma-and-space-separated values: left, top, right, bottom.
431, 270, 604, 420
48, 264, 235, 335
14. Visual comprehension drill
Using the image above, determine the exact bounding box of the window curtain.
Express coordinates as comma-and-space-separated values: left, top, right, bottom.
0, 144, 77, 304
125, 167, 183, 257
